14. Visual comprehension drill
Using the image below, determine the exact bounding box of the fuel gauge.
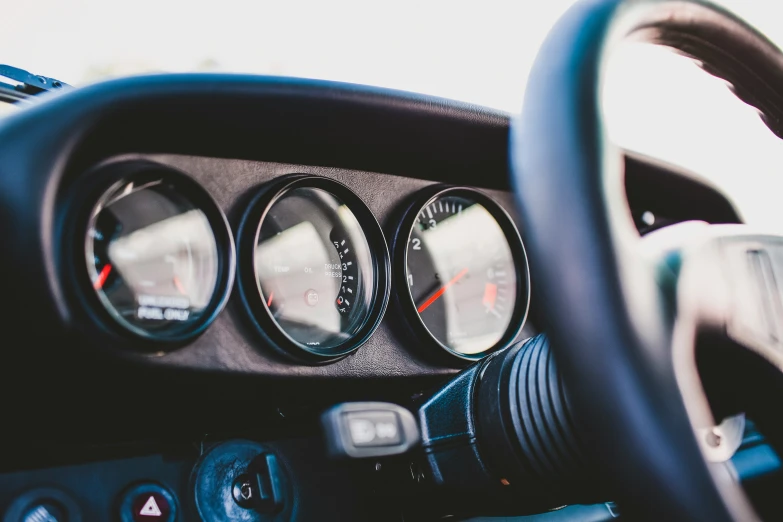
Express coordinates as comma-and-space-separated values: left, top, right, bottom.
84, 166, 234, 343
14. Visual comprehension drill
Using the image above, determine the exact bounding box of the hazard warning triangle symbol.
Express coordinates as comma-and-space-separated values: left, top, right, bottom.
139, 495, 163, 517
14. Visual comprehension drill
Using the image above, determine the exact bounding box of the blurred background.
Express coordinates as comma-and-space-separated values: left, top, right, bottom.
3, 0, 783, 225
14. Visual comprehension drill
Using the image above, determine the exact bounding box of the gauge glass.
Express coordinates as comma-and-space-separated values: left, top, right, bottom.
86, 178, 220, 338
253, 186, 375, 352
405, 194, 521, 356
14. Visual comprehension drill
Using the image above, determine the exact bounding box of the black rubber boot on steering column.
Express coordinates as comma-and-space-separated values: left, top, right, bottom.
417, 334, 604, 510
475, 334, 595, 502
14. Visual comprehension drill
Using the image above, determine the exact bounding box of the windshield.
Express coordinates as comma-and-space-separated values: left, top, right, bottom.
3, 0, 783, 225
2, 0, 777, 111
3, 1, 573, 110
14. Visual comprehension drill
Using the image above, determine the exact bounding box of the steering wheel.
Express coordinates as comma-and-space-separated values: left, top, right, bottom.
512, 0, 783, 520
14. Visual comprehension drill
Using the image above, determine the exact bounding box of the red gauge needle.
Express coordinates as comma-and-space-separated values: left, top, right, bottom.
173, 275, 186, 295
417, 268, 469, 313
93, 264, 112, 290
267, 291, 274, 307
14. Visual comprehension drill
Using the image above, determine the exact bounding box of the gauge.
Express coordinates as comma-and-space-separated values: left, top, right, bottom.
83, 165, 234, 342
239, 176, 390, 361
396, 187, 529, 360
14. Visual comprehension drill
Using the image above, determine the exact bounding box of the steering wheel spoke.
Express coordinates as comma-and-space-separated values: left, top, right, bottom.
671, 226, 783, 371
645, 224, 783, 465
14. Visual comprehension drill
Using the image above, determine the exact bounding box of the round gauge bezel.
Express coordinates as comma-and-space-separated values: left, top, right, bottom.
393, 185, 531, 362
75, 161, 235, 346
237, 175, 391, 363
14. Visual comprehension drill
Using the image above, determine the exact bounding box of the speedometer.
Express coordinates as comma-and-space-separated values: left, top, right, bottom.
396, 187, 530, 360
238, 176, 390, 362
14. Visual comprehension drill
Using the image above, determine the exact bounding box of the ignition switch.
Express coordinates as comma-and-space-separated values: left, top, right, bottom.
191, 440, 292, 521
231, 454, 285, 514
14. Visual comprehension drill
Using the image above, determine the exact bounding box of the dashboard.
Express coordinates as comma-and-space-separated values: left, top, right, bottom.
64, 154, 534, 370
0, 75, 742, 521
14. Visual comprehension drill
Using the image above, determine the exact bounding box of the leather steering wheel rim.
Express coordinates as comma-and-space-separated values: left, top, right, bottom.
510, 0, 783, 519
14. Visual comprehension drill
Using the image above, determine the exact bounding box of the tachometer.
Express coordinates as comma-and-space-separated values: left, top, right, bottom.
83, 164, 234, 343
396, 187, 529, 360
239, 176, 390, 362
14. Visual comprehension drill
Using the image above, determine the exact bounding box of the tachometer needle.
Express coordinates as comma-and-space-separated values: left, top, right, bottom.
417, 268, 468, 313
94, 264, 112, 290
267, 291, 274, 307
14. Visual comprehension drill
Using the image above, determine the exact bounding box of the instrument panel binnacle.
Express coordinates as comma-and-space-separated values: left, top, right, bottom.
62, 154, 537, 376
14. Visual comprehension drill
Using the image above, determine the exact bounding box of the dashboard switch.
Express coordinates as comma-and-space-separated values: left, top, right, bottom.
345, 411, 402, 446
22, 503, 65, 522
3, 488, 81, 522
322, 402, 419, 458
117, 483, 176, 522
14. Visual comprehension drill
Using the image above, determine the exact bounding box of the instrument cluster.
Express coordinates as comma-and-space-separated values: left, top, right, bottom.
73, 160, 531, 364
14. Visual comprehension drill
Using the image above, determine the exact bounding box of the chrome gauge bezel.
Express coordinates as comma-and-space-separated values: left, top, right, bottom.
76, 161, 236, 346
237, 175, 391, 363
393, 185, 531, 362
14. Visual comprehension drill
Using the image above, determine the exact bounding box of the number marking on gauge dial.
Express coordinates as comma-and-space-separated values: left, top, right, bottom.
332, 234, 357, 314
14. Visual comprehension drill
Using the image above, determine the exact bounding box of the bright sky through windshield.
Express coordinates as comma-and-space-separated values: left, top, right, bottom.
2, 0, 778, 112
2, 0, 571, 110
3, 0, 783, 226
